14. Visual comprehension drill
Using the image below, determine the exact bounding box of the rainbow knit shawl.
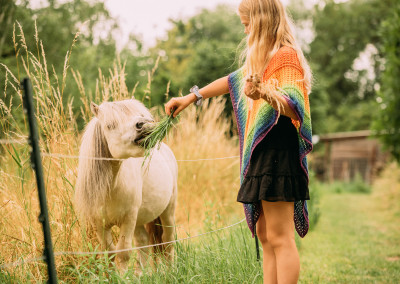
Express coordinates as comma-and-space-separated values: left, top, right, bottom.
228, 47, 313, 238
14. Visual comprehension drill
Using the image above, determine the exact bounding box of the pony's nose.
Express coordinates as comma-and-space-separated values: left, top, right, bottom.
135, 118, 154, 131
136, 121, 145, 130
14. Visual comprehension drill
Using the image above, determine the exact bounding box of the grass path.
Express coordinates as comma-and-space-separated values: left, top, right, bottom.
1, 167, 399, 283
299, 170, 400, 283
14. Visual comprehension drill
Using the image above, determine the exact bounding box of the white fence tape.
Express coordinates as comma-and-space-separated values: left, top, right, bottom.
40, 152, 239, 162
0, 139, 27, 145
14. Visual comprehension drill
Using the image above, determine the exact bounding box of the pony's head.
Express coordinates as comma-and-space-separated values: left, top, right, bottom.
90, 99, 154, 159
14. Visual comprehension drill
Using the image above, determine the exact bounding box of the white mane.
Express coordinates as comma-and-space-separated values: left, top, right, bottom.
74, 117, 114, 220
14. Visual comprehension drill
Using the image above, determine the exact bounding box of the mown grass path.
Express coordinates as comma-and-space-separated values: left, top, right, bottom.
2, 168, 399, 283
299, 173, 400, 283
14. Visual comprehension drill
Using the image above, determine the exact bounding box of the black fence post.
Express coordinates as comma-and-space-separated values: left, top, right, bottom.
22, 78, 58, 283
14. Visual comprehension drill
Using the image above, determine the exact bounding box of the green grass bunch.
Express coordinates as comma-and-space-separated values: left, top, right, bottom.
140, 113, 180, 162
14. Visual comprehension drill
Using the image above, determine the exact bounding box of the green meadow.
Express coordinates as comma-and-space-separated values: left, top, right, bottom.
1, 164, 399, 283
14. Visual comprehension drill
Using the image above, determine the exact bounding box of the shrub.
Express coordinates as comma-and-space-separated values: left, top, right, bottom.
327, 174, 372, 194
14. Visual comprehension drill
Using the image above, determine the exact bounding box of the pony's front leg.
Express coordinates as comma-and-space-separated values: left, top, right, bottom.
93, 221, 116, 252
134, 225, 150, 271
160, 201, 177, 262
115, 213, 137, 272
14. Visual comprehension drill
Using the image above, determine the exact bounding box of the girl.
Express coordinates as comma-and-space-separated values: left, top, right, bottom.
165, 0, 312, 283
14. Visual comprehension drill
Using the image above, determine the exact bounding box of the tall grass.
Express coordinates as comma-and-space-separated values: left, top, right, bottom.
0, 24, 242, 281
0, 23, 327, 282
66, 223, 262, 283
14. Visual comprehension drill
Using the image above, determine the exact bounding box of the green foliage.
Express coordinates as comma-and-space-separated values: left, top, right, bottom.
290, 0, 392, 134
147, 5, 244, 105
0, 0, 117, 82
373, 2, 400, 163
0, 0, 146, 133
3, 0, 397, 138
323, 174, 372, 194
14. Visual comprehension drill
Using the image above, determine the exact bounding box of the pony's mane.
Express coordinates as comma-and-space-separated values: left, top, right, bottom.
74, 117, 114, 220
74, 99, 152, 220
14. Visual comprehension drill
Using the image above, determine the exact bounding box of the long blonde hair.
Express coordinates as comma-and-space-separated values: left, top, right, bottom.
238, 0, 312, 93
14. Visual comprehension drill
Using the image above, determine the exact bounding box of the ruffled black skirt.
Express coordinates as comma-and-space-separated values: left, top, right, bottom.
237, 116, 309, 203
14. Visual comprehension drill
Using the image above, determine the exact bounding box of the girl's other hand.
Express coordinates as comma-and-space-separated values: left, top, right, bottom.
244, 74, 262, 100
164, 94, 196, 118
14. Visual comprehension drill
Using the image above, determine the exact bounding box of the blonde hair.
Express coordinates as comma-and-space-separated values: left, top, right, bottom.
238, 0, 312, 93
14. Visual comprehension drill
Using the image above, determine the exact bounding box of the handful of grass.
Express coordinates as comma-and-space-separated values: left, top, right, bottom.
140, 112, 179, 163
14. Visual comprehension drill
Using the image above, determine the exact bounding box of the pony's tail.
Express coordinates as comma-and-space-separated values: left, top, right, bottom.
145, 217, 164, 255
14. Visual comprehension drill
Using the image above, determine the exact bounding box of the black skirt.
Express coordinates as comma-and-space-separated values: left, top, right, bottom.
237, 116, 309, 203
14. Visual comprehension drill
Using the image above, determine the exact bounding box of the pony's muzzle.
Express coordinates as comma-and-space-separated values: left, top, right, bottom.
133, 119, 155, 144
135, 118, 154, 130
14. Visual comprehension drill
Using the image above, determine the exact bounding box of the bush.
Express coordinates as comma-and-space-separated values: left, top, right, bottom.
327, 174, 372, 194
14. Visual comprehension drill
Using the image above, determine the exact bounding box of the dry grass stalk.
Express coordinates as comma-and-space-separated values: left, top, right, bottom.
0, 25, 242, 281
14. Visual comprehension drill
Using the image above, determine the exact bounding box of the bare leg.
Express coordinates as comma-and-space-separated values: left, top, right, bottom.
262, 201, 299, 284
256, 210, 277, 284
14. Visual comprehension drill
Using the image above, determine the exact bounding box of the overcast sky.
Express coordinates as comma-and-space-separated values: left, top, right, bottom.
104, 0, 243, 47
29, 0, 320, 48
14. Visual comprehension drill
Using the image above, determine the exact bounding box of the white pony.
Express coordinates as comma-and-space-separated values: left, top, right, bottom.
74, 99, 178, 271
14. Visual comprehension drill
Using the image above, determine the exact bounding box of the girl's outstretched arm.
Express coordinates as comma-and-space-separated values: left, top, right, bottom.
165, 76, 229, 117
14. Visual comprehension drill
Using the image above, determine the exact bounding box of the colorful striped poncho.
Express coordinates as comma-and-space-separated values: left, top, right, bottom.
228, 46, 313, 238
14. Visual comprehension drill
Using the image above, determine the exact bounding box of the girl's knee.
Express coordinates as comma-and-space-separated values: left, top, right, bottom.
266, 231, 295, 250
256, 224, 268, 244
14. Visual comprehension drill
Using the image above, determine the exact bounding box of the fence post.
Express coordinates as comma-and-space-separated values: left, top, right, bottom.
22, 78, 58, 283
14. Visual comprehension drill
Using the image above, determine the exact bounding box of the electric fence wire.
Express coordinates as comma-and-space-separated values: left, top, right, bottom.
0, 218, 246, 269
0, 136, 243, 269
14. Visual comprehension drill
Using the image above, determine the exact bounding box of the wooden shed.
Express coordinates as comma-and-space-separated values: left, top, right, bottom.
316, 130, 388, 184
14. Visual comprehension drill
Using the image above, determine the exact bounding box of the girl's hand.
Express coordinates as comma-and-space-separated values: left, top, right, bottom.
244, 74, 262, 100
164, 94, 196, 118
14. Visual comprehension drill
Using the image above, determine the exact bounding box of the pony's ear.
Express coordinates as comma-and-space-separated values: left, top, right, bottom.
90, 102, 99, 116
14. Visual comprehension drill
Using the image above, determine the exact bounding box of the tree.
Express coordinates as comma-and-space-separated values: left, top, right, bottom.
289, 0, 393, 134
146, 5, 244, 107
373, 1, 400, 162
0, 0, 145, 133
0, 0, 16, 58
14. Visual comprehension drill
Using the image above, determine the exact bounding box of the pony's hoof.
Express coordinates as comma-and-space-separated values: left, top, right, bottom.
134, 267, 143, 276
116, 262, 128, 274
